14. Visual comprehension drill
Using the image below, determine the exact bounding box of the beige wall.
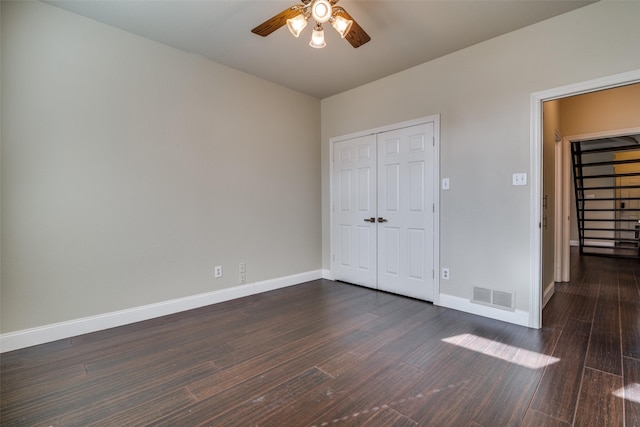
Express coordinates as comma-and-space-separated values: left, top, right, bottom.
321, 1, 640, 314
1, 1, 321, 332
3, 0, 640, 336
560, 83, 640, 136
560, 83, 640, 242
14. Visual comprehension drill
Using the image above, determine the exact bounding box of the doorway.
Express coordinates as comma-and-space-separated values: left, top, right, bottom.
533, 70, 640, 328
556, 130, 640, 261
330, 116, 440, 302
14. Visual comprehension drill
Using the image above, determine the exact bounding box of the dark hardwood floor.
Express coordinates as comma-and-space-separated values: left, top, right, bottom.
1, 249, 639, 426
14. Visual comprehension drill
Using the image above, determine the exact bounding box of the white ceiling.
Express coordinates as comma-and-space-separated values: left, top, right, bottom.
45, 0, 596, 99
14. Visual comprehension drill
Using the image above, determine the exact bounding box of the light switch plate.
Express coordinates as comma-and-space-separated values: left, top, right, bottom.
512, 173, 527, 186
442, 178, 450, 190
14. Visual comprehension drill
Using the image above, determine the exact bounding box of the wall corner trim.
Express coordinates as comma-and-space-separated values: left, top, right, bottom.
0, 270, 323, 353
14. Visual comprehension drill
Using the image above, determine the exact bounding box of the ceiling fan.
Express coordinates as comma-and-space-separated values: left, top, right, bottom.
251, 0, 371, 48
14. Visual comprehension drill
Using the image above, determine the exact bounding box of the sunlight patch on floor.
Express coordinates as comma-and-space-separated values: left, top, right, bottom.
613, 383, 640, 404
442, 334, 560, 369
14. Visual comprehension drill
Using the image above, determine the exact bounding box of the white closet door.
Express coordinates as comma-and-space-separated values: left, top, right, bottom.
331, 122, 436, 301
377, 123, 435, 301
332, 134, 378, 288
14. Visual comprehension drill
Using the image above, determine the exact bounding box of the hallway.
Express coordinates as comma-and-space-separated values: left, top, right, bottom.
540, 248, 640, 425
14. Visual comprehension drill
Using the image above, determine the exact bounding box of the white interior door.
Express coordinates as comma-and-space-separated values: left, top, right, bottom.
332, 134, 378, 288
377, 124, 435, 300
331, 121, 436, 301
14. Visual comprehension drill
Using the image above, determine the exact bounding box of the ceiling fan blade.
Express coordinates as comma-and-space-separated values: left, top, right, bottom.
251, 5, 305, 37
335, 9, 370, 48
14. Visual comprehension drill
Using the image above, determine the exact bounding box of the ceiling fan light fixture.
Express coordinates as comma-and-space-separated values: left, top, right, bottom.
286, 13, 308, 37
331, 14, 352, 38
311, 0, 332, 23
309, 23, 326, 48
251, 1, 370, 49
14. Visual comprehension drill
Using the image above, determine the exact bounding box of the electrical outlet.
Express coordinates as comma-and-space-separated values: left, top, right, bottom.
214, 265, 223, 278
239, 262, 246, 273
512, 173, 527, 186
239, 272, 246, 284
441, 268, 450, 280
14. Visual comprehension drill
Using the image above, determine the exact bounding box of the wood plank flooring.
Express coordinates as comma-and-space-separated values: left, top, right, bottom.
1, 249, 639, 426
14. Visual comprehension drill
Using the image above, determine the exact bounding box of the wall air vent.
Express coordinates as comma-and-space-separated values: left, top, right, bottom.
472, 286, 515, 311
472, 286, 492, 305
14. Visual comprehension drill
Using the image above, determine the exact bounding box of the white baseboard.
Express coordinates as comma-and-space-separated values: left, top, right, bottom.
437, 293, 530, 327
322, 269, 333, 280
543, 281, 555, 309
570, 240, 579, 247
0, 270, 323, 353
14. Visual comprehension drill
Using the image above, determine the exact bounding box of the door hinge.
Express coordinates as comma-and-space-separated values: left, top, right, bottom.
432, 269, 435, 279
432, 137, 435, 146
433, 204, 435, 213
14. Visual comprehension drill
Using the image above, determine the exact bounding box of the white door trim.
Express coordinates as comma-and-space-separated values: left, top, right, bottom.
329, 115, 440, 304
530, 69, 640, 329
553, 130, 564, 284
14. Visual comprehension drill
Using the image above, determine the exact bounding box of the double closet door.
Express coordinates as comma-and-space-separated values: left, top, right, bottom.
332, 122, 436, 301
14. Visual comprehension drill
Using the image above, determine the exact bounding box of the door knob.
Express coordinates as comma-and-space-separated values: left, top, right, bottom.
364, 217, 376, 223
377, 217, 388, 223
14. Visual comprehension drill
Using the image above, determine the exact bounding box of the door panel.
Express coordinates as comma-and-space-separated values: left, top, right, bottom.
378, 123, 434, 301
332, 134, 377, 288
357, 226, 373, 270
338, 225, 351, 266
408, 228, 425, 279
385, 164, 400, 211
383, 226, 400, 276
409, 161, 425, 211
